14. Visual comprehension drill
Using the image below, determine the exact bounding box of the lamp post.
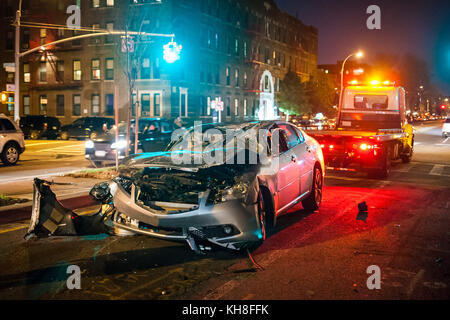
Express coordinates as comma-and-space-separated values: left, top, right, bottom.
338, 51, 363, 125
13, 0, 23, 122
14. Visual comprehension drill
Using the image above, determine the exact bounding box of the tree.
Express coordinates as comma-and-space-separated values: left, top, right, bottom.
305, 71, 336, 117
277, 71, 310, 119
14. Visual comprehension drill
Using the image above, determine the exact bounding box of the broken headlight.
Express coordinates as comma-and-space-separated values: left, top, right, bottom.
213, 182, 249, 203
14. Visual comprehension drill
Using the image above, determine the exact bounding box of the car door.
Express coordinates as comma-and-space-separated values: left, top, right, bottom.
292, 126, 314, 195
271, 126, 300, 213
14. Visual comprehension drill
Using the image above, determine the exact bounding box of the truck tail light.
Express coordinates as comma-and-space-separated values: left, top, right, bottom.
360, 143, 378, 150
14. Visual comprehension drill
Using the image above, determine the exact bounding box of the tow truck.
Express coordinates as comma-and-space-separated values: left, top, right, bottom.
304, 80, 414, 178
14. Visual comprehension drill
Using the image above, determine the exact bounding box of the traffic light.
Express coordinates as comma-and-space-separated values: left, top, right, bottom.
1, 92, 8, 104
163, 40, 182, 63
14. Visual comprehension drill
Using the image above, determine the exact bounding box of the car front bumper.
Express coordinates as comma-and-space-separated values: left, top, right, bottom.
109, 181, 261, 250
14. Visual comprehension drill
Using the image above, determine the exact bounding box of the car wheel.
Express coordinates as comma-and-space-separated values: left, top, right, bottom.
302, 166, 323, 211
370, 148, 391, 179
60, 131, 69, 140
30, 131, 40, 140
257, 190, 267, 242
1, 144, 20, 166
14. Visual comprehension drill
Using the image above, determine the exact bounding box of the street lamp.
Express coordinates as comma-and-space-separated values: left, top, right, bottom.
338, 50, 363, 123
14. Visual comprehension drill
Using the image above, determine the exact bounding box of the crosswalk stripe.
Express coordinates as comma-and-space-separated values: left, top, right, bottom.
429, 165, 445, 176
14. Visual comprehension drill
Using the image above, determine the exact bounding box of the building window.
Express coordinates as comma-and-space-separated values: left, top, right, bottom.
56, 60, 64, 82
105, 22, 114, 43
105, 58, 114, 80
243, 41, 247, 59
141, 58, 150, 79
226, 97, 230, 117
6, 31, 14, 50
105, 94, 114, 116
56, 95, 65, 116
91, 24, 100, 44
91, 94, 100, 115
141, 94, 150, 115
73, 94, 81, 116
180, 93, 187, 117
23, 96, 30, 115
6, 72, 14, 84
92, 0, 100, 8
207, 64, 212, 84
207, 29, 212, 48
226, 67, 230, 86
234, 98, 239, 116
153, 58, 160, 79
244, 99, 248, 116
73, 60, 81, 80
234, 38, 239, 56
215, 33, 219, 50
39, 95, 47, 115
40, 29, 46, 45
39, 62, 47, 82
91, 59, 101, 80
235, 69, 239, 87
243, 71, 247, 88
154, 93, 161, 116
215, 65, 220, 84
106, 0, 114, 7
22, 30, 30, 50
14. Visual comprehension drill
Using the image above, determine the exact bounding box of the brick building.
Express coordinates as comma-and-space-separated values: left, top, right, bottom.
0, 0, 317, 124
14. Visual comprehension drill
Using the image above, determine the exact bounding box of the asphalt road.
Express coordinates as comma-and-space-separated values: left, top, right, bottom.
0, 140, 89, 184
0, 121, 448, 300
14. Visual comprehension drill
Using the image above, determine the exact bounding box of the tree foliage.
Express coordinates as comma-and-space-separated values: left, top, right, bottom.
305, 71, 336, 116
277, 71, 311, 116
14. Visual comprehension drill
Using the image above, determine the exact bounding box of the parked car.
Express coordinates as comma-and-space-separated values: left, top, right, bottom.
60, 117, 115, 140
19, 115, 61, 140
442, 118, 450, 138
27, 120, 325, 253
85, 118, 176, 166
0, 115, 25, 165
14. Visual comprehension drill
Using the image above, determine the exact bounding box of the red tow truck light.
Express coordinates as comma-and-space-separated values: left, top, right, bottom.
360, 143, 377, 150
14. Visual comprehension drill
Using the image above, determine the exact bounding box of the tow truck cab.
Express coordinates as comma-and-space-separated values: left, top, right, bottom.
307, 82, 414, 178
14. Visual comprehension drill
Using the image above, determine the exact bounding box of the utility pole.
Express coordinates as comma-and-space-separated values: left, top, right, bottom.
14, 0, 23, 122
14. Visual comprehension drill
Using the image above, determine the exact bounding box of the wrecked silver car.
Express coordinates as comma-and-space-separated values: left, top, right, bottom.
26, 121, 325, 253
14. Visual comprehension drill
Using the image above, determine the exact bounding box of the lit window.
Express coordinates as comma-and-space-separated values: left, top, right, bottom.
73, 60, 81, 81
39, 95, 47, 115
234, 98, 239, 116
91, 59, 101, 80
23, 63, 30, 83
92, 0, 100, 8
40, 29, 46, 45
106, 0, 114, 7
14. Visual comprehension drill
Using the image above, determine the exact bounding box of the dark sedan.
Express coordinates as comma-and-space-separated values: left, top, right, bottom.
85, 118, 176, 166
60, 117, 115, 140
19, 115, 61, 140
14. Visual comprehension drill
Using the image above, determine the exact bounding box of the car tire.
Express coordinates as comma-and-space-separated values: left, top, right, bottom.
60, 131, 69, 140
246, 190, 268, 251
302, 166, 323, 212
1, 143, 20, 166
30, 130, 40, 140
370, 147, 391, 179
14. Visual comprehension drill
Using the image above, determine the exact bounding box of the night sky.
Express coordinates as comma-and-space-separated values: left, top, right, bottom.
275, 0, 450, 94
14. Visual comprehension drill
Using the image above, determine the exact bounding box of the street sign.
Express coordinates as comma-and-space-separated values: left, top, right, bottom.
6, 84, 15, 92
121, 37, 135, 53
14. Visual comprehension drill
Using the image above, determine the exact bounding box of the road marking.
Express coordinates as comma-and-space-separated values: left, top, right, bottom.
0, 224, 28, 234
429, 165, 445, 176
393, 163, 414, 173
442, 137, 449, 144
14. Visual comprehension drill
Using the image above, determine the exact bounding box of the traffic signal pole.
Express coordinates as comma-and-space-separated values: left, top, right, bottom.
13, 0, 23, 122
